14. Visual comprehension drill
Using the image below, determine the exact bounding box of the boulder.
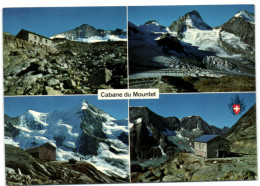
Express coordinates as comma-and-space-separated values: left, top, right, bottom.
88, 68, 112, 85
44, 86, 62, 95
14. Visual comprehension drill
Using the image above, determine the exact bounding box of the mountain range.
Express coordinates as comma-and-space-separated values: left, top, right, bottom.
129, 103, 256, 162
129, 10, 255, 92
50, 24, 127, 43
4, 100, 129, 179
129, 106, 229, 161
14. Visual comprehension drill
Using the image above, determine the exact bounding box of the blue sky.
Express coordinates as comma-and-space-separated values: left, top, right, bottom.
3, 7, 126, 37
4, 95, 128, 120
130, 93, 256, 128
128, 5, 254, 27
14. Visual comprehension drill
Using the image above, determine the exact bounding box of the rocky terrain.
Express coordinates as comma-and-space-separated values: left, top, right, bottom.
129, 10, 255, 92
3, 32, 127, 95
5, 99, 129, 180
129, 106, 228, 161
226, 104, 256, 155
130, 104, 257, 182
5, 144, 128, 185
131, 153, 257, 182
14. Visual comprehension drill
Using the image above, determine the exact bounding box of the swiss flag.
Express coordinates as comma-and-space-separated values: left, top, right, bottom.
233, 104, 240, 115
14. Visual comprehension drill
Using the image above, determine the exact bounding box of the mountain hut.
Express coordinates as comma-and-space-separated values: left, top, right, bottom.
16, 29, 53, 47
194, 135, 230, 158
25, 142, 56, 161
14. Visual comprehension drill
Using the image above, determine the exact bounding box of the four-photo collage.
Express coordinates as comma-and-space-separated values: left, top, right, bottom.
3, 5, 256, 185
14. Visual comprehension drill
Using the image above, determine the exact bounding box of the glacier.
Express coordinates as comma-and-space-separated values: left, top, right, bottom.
5, 99, 129, 179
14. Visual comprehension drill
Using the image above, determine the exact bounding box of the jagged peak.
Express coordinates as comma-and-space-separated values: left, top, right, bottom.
185, 10, 201, 17
77, 24, 95, 28
168, 9, 212, 32
144, 20, 160, 25
234, 10, 254, 23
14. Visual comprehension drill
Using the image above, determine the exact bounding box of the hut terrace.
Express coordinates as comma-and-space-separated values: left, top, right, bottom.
25, 143, 56, 161
16, 29, 53, 47
194, 135, 230, 158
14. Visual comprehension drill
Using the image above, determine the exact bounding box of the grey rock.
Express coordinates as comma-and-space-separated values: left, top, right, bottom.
89, 68, 112, 85
64, 79, 77, 89
47, 78, 60, 86
44, 86, 62, 95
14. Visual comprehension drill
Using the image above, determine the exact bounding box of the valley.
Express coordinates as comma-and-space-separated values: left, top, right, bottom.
129, 10, 255, 92
129, 103, 257, 182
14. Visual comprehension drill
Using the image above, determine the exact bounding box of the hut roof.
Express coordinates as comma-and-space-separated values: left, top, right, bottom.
17, 29, 51, 40
194, 135, 218, 143
26, 142, 56, 151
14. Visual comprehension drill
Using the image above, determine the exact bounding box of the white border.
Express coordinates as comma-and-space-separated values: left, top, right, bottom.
0, 1, 259, 186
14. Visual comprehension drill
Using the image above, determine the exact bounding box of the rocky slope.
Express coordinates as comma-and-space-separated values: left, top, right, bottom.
130, 103, 257, 183
131, 153, 257, 182
5, 100, 129, 179
168, 10, 212, 35
3, 32, 127, 95
129, 10, 255, 92
129, 107, 228, 161
220, 10, 255, 47
226, 104, 256, 155
5, 144, 128, 185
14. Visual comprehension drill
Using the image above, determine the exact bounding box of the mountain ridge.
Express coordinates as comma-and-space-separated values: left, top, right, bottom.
4, 99, 129, 178
129, 106, 229, 161
50, 23, 127, 43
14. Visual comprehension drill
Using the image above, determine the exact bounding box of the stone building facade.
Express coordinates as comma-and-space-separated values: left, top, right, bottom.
26, 143, 56, 161
194, 135, 230, 158
16, 29, 53, 47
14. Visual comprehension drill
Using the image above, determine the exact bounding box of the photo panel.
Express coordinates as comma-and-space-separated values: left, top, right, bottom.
2, 3, 257, 186
129, 93, 256, 182
4, 95, 130, 184
128, 5, 255, 93
3, 7, 127, 96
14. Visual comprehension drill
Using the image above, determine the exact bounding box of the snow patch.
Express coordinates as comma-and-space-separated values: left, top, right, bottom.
220, 31, 250, 50
235, 10, 255, 23
135, 118, 142, 124
5, 137, 19, 147
78, 35, 127, 43
181, 28, 240, 58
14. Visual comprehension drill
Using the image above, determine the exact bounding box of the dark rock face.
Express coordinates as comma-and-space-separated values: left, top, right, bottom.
4, 115, 20, 138
129, 107, 178, 161
3, 33, 127, 95
220, 16, 255, 47
168, 10, 212, 35
226, 104, 256, 155
129, 107, 228, 161
156, 33, 185, 53
180, 115, 228, 136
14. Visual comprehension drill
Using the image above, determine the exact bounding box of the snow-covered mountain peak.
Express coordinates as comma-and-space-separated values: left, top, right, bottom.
23, 110, 49, 124
168, 10, 212, 34
5, 101, 130, 179
139, 20, 167, 33
184, 10, 212, 30
81, 99, 89, 110
50, 23, 127, 43
234, 10, 255, 23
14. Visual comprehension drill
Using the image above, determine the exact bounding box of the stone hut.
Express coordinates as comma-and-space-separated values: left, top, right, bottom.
16, 29, 53, 47
194, 135, 230, 158
26, 143, 56, 161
